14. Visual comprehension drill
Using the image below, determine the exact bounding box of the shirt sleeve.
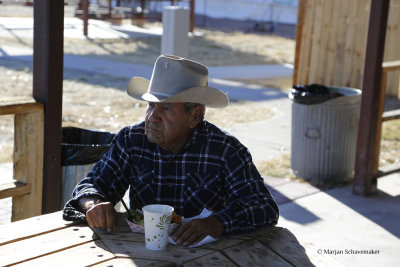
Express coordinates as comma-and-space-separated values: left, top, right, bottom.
62, 127, 134, 222
212, 142, 279, 234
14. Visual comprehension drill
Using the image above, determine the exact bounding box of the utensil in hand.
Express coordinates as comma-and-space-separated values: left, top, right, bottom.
113, 187, 129, 213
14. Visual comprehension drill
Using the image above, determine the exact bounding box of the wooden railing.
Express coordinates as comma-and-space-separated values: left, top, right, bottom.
374, 61, 400, 178
0, 97, 44, 222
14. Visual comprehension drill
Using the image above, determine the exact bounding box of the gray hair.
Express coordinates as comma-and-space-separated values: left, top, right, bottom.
184, 102, 205, 119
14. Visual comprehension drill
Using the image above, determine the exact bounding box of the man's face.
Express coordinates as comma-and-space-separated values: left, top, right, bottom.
145, 102, 200, 153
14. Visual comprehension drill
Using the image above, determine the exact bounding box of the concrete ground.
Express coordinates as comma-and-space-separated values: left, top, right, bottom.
1, 15, 399, 267
278, 173, 400, 266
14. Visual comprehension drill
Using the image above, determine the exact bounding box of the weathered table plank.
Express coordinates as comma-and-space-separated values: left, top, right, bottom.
0, 211, 74, 245
257, 227, 344, 266
92, 226, 145, 243
101, 239, 215, 265
183, 251, 236, 267
301, 242, 346, 267
14, 240, 114, 267
0, 211, 333, 267
200, 235, 245, 250
0, 225, 96, 266
223, 239, 292, 267
91, 258, 175, 267
257, 227, 315, 266
231, 225, 283, 240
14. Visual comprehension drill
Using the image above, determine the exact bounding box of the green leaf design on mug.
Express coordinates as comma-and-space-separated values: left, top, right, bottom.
156, 214, 172, 230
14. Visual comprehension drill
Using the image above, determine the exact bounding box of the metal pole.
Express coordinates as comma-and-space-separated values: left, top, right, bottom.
33, 0, 64, 212
353, 0, 390, 196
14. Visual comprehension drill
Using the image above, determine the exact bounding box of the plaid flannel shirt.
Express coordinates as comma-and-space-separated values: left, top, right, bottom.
63, 120, 279, 234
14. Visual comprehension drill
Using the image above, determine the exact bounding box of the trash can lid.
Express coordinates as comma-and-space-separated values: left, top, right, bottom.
61, 127, 116, 166
289, 84, 344, 105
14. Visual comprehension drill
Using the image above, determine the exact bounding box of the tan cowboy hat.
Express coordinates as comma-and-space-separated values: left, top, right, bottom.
127, 55, 229, 108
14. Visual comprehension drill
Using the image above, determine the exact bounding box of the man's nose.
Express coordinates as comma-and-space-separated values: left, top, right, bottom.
147, 105, 161, 121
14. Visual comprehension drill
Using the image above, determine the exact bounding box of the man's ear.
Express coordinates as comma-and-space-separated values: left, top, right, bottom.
190, 105, 204, 128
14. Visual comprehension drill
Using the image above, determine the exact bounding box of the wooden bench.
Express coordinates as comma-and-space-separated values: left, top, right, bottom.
0, 97, 44, 222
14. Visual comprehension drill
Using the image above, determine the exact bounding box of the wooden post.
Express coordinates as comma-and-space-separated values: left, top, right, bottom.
108, 0, 112, 19
293, 0, 307, 85
189, 0, 195, 32
138, 0, 145, 27
353, 0, 390, 196
12, 110, 44, 221
83, 0, 89, 37
33, 0, 64, 212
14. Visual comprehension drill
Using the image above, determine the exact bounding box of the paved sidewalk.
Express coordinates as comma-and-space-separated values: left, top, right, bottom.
0, 45, 293, 84
0, 17, 163, 40
278, 173, 400, 267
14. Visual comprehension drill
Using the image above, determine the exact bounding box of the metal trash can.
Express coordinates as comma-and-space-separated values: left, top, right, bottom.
290, 86, 361, 183
61, 127, 115, 208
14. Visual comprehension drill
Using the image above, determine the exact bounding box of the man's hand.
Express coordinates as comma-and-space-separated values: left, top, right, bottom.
80, 198, 117, 232
171, 216, 224, 247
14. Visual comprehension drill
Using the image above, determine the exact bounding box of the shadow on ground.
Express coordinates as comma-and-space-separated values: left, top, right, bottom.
326, 187, 400, 239
271, 174, 400, 239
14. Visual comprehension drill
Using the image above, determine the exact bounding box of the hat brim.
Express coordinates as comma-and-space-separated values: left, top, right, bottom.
127, 77, 229, 108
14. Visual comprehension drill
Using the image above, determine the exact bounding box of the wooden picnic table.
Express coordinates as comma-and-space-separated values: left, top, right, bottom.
0, 211, 341, 266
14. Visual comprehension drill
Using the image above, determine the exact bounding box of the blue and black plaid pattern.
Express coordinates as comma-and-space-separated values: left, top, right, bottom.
66, 120, 279, 234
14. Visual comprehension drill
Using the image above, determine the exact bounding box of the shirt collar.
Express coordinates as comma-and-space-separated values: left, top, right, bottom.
181, 120, 209, 152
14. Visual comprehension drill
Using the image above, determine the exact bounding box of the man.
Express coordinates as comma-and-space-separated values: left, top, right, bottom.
63, 55, 279, 246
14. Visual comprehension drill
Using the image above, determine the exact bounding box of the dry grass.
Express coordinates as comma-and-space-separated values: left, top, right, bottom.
257, 152, 354, 189
1, 9, 399, 183
0, 62, 277, 164
61, 20, 295, 66
257, 153, 294, 179
2, 31, 294, 67
232, 76, 294, 92
380, 120, 400, 166
61, 74, 276, 132
205, 102, 275, 129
